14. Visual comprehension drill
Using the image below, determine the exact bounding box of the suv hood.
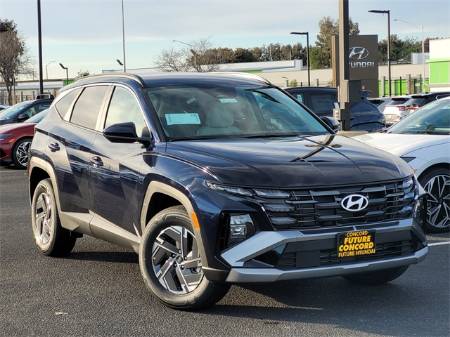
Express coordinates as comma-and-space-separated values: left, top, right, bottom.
165, 135, 412, 188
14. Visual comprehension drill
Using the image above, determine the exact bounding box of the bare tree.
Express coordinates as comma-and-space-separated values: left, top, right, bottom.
157, 39, 218, 72
156, 48, 190, 72
188, 39, 219, 72
0, 19, 28, 105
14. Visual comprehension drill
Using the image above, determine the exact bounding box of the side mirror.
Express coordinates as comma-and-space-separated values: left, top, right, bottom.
103, 122, 138, 143
17, 113, 29, 122
103, 122, 154, 146
321, 116, 341, 133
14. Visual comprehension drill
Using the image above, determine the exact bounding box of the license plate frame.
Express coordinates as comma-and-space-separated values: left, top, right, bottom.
337, 230, 376, 259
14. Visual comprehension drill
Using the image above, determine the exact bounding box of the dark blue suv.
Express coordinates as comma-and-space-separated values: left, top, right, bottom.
28, 73, 428, 309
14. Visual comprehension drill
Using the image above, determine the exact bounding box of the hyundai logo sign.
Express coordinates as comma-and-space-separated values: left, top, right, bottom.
341, 194, 369, 212
349, 46, 375, 69
349, 47, 370, 60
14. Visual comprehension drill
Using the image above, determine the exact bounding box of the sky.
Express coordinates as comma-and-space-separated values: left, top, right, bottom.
1, 0, 449, 79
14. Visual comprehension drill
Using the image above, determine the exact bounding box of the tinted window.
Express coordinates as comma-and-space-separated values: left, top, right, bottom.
104, 86, 147, 137
26, 109, 49, 123
56, 89, 81, 118
309, 94, 336, 115
405, 97, 427, 107
71, 86, 108, 129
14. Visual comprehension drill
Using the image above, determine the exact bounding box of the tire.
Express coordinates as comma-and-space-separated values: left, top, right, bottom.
12, 137, 32, 169
419, 167, 450, 233
343, 266, 408, 285
139, 206, 230, 310
31, 178, 77, 256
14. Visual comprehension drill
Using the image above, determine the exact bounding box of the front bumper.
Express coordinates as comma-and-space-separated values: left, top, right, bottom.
221, 219, 427, 283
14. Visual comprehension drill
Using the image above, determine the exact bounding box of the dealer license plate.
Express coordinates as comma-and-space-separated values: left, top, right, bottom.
337, 230, 376, 259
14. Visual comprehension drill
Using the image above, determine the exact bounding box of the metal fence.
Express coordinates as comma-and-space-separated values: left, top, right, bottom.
379, 76, 429, 97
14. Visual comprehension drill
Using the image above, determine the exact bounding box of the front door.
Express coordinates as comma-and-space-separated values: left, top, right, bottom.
90, 85, 150, 235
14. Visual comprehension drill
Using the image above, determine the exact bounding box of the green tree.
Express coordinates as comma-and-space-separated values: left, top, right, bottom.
314, 16, 360, 68
378, 35, 421, 63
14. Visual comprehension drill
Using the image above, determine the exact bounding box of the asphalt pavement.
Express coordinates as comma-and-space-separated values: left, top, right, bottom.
1, 165, 449, 337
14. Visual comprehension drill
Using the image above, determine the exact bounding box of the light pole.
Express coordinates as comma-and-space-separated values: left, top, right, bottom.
394, 19, 426, 87
173, 40, 197, 70
37, 0, 44, 94
290, 32, 310, 86
45, 60, 56, 80
59, 63, 69, 84
120, 0, 126, 72
369, 9, 391, 96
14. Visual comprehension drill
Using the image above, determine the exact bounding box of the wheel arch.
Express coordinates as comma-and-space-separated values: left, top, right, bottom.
28, 157, 61, 211
418, 162, 450, 183
140, 181, 197, 233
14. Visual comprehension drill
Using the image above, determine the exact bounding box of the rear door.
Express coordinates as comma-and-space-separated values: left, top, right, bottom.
51, 85, 109, 216
90, 85, 149, 234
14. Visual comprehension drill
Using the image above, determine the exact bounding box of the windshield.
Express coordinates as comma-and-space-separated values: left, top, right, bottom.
26, 109, 48, 123
389, 99, 450, 135
0, 101, 32, 119
146, 85, 328, 140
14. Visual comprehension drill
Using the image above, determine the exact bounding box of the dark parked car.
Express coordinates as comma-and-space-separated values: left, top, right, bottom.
0, 98, 52, 125
285, 87, 385, 131
0, 109, 48, 168
28, 73, 428, 310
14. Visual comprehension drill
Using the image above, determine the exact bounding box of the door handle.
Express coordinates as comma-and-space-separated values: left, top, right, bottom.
48, 142, 60, 152
90, 156, 103, 167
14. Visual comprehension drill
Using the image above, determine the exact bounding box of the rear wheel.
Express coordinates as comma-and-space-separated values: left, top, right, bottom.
31, 178, 77, 256
12, 137, 32, 169
419, 167, 450, 233
139, 206, 230, 310
343, 266, 408, 285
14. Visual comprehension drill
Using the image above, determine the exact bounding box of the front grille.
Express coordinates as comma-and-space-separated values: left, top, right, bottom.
254, 178, 416, 230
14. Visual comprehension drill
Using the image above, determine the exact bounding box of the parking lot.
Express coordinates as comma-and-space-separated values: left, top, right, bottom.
1, 165, 449, 337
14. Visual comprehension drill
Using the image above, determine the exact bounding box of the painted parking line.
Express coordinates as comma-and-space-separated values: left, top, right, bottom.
428, 241, 450, 247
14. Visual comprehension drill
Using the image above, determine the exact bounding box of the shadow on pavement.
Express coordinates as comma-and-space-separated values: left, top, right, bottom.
67, 251, 138, 263
202, 277, 446, 337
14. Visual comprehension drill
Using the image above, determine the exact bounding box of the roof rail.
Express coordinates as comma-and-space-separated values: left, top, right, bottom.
75, 72, 146, 87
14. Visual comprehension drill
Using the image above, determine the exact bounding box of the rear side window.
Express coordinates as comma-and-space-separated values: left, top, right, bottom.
104, 86, 147, 137
55, 89, 81, 118
70, 86, 108, 129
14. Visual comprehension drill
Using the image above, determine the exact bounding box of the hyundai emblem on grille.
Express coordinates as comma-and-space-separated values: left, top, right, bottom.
341, 194, 369, 212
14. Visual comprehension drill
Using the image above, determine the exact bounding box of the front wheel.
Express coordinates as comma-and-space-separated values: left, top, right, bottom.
139, 206, 230, 310
419, 167, 450, 233
343, 266, 409, 285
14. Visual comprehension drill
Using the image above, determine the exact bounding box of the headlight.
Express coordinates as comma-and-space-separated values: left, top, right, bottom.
227, 213, 255, 246
401, 156, 416, 163
0, 134, 12, 141
205, 181, 253, 197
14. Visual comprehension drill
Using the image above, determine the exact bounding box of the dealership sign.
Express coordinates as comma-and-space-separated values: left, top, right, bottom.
349, 35, 378, 80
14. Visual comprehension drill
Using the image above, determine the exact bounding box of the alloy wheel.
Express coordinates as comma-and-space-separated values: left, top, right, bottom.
152, 226, 203, 294
424, 174, 450, 229
34, 191, 54, 248
15, 140, 31, 167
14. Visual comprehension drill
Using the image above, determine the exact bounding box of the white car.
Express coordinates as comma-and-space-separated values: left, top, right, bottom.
356, 98, 450, 232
